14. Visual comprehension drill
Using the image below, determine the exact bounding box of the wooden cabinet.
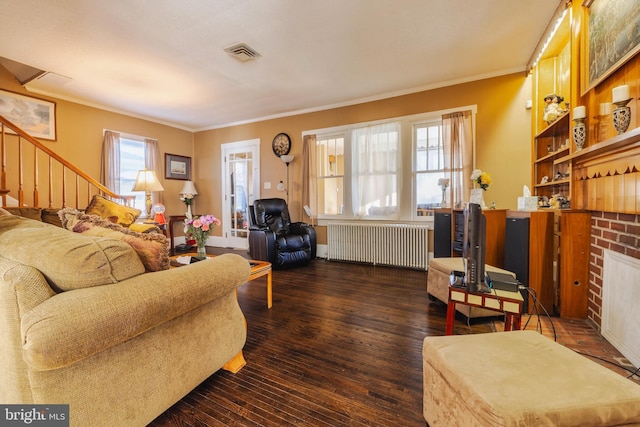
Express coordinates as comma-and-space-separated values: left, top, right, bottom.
433, 208, 506, 268
533, 112, 571, 202
555, 210, 591, 318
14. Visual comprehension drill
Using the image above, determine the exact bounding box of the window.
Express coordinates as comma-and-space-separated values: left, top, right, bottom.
414, 122, 445, 214
119, 137, 146, 213
316, 135, 345, 215
308, 107, 475, 222
352, 122, 400, 218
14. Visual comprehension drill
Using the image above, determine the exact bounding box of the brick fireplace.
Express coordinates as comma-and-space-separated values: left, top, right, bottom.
588, 211, 640, 327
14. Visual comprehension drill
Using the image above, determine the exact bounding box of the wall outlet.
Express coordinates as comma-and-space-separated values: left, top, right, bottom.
264, 181, 271, 189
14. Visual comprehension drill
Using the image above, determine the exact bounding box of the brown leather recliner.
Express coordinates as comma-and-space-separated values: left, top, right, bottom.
248, 198, 316, 268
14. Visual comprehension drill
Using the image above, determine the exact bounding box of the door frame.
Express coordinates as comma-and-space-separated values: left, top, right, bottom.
220, 138, 260, 249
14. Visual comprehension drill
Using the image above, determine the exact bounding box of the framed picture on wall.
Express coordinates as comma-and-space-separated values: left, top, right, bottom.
582, 0, 640, 94
165, 153, 192, 180
0, 89, 57, 140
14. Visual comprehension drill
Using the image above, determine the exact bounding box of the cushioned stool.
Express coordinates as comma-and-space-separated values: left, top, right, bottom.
423, 331, 640, 426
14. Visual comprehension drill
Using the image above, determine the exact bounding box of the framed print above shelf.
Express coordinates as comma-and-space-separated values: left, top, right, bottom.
165, 153, 192, 180
582, 0, 640, 94
0, 89, 57, 140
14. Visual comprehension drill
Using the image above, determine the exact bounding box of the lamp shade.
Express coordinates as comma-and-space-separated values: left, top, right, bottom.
280, 154, 294, 164
180, 180, 198, 195
132, 170, 164, 192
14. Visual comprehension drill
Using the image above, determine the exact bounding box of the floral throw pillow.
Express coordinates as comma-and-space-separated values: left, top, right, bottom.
59, 208, 169, 272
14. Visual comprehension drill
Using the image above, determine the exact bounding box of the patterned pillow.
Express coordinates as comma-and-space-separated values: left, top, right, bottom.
85, 195, 141, 227
59, 208, 169, 272
0, 215, 144, 291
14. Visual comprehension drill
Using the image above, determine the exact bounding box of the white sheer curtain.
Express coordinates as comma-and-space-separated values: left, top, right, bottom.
100, 130, 120, 193
351, 122, 401, 218
301, 134, 317, 222
442, 111, 473, 207
144, 138, 164, 205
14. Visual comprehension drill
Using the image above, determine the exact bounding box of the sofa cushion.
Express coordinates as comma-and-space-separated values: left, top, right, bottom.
85, 194, 141, 227
0, 215, 145, 291
4, 207, 42, 221
59, 208, 169, 272
41, 208, 63, 227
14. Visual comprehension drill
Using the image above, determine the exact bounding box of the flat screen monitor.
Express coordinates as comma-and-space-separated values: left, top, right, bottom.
463, 202, 486, 292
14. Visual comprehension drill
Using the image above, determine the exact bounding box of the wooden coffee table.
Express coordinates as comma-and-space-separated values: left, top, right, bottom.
170, 254, 273, 309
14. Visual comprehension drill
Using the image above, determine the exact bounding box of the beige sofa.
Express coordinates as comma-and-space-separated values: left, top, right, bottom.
0, 211, 250, 426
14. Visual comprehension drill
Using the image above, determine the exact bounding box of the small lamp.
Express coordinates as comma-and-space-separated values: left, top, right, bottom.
179, 180, 198, 218
132, 169, 164, 222
280, 155, 294, 203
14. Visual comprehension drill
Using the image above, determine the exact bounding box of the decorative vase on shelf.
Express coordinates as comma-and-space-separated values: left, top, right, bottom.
469, 188, 487, 210
572, 118, 586, 151
612, 98, 632, 134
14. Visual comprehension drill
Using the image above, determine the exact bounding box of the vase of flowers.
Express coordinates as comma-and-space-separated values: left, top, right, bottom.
470, 169, 491, 209
184, 214, 221, 259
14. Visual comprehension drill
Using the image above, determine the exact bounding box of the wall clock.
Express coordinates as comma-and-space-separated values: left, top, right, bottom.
272, 133, 291, 157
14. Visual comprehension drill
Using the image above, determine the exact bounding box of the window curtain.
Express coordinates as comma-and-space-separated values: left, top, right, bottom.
144, 138, 164, 205
100, 130, 120, 194
442, 111, 473, 207
301, 134, 317, 223
351, 122, 401, 218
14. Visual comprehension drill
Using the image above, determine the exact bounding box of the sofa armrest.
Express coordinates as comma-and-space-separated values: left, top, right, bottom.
21, 253, 250, 371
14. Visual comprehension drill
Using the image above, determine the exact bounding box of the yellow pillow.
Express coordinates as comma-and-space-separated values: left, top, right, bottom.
85, 195, 141, 227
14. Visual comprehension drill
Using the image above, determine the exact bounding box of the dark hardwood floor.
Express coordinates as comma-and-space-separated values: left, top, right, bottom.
150, 249, 639, 426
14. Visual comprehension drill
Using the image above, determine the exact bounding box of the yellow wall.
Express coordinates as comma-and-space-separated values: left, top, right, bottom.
194, 72, 533, 223
0, 67, 194, 216
1, 66, 533, 233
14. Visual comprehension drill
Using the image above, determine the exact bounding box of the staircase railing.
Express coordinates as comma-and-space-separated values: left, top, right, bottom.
0, 114, 134, 209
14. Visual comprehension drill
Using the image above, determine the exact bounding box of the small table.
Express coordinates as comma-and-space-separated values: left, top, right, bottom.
446, 285, 523, 335
168, 215, 201, 255
170, 254, 273, 309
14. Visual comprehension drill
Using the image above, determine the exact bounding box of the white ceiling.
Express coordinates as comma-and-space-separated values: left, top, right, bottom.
0, 0, 562, 131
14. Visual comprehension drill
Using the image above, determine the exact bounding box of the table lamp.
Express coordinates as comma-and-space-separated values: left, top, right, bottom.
179, 180, 198, 218
132, 169, 164, 222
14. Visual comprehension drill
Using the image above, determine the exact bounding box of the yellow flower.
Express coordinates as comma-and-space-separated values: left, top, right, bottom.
471, 169, 491, 190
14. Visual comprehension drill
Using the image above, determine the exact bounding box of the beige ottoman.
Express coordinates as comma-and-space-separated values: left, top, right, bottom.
423, 331, 640, 426
427, 257, 515, 318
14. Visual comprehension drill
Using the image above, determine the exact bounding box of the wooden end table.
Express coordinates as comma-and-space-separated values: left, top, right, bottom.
446, 285, 523, 335
170, 254, 273, 309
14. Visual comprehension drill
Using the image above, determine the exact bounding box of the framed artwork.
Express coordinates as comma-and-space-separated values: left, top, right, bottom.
165, 153, 191, 180
0, 89, 57, 140
582, 0, 640, 94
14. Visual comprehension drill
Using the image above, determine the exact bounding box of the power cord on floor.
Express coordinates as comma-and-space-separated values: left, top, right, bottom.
518, 287, 639, 381
520, 286, 557, 342
573, 350, 640, 381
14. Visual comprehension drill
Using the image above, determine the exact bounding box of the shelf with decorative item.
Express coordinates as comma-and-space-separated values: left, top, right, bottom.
534, 178, 570, 188
535, 146, 570, 164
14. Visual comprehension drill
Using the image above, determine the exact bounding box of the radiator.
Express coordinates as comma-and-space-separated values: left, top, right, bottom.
327, 223, 430, 270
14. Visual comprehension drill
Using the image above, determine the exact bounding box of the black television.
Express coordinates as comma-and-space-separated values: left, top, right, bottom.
462, 202, 487, 293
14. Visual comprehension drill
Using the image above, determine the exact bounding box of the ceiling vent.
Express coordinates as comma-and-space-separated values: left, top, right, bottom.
224, 43, 261, 62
